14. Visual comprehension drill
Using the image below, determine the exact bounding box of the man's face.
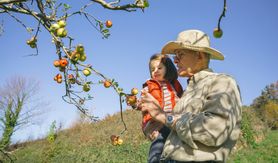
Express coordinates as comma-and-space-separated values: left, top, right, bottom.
173, 49, 199, 77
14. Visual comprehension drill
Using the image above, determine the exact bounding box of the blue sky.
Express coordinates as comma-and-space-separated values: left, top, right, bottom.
0, 0, 277, 143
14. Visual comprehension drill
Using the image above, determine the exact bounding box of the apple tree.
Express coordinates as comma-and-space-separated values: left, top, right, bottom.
0, 0, 227, 140
0, 0, 148, 120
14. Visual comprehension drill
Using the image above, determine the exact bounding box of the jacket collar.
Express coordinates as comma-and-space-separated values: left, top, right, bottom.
187, 68, 213, 85
146, 79, 168, 85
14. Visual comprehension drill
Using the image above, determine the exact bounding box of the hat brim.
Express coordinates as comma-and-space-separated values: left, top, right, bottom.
161, 41, 224, 60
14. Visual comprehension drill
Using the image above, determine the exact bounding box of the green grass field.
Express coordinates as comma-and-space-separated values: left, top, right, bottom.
228, 130, 278, 163
1, 110, 277, 163
4, 110, 151, 163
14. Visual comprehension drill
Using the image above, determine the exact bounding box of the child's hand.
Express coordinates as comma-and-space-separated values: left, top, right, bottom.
140, 90, 163, 120
149, 130, 159, 141
135, 89, 147, 111
132, 99, 141, 110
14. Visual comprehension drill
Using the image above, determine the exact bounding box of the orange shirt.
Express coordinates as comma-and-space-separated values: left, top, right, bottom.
142, 79, 183, 132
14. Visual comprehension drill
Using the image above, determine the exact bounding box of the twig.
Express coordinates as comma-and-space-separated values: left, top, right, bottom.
91, 0, 144, 12
83, 12, 104, 37
0, 0, 26, 5
217, 0, 227, 29
119, 94, 127, 135
6, 11, 31, 32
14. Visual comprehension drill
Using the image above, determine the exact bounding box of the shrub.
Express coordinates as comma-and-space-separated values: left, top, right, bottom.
47, 121, 57, 143
239, 106, 268, 149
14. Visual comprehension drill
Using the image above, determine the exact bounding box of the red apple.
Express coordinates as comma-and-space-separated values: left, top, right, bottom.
105, 20, 113, 28
57, 78, 62, 83
103, 80, 112, 88
59, 58, 68, 67
53, 60, 60, 67
56, 73, 62, 79
68, 74, 74, 79
126, 95, 137, 106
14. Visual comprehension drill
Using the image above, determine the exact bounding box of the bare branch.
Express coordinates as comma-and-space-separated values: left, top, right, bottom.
0, 4, 30, 14
91, 0, 145, 11
6, 11, 32, 32
35, 0, 44, 15
217, 0, 227, 29
0, 0, 27, 5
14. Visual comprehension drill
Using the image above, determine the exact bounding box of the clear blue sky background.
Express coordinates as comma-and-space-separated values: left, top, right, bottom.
0, 0, 277, 143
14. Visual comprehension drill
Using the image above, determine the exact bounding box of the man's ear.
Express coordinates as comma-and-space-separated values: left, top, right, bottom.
197, 52, 203, 60
198, 52, 208, 60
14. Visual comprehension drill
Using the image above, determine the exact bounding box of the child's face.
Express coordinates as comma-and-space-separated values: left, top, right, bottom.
150, 60, 166, 81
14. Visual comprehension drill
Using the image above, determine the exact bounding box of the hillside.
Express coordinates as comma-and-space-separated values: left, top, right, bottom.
2, 109, 150, 163
1, 108, 277, 163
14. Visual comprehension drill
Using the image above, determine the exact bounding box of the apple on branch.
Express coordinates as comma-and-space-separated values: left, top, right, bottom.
58, 20, 66, 28
105, 20, 113, 28
213, 27, 223, 38
103, 80, 112, 88
83, 68, 91, 77
131, 88, 139, 95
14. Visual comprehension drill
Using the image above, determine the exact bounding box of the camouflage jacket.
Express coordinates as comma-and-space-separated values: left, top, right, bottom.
160, 69, 242, 163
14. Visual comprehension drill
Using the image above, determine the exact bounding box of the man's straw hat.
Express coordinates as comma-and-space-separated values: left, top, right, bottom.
161, 29, 224, 60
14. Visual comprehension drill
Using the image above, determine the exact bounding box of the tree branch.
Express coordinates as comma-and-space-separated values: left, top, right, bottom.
35, 0, 45, 16
91, 0, 145, 11
217, 0, 227, 29
0, 0, 27, 5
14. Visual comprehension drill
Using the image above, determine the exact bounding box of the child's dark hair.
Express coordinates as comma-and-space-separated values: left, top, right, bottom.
149, 53, 178, 83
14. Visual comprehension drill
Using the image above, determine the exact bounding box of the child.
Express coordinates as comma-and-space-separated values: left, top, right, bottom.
141, 54, 183, 163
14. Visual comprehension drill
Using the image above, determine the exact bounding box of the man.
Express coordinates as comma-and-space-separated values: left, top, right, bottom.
139, 29, 242, 163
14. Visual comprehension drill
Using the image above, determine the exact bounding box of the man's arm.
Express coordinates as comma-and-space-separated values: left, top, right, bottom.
174, 75, 242, 148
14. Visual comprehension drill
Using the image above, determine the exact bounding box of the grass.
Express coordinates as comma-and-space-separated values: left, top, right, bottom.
228, 130, 278, 163
0, 109, 277, 163
12, 140, 150, 163
1, 109, 151, 163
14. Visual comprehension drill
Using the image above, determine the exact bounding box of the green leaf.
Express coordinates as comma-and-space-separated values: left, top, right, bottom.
114, 82, 119, 87
144, 0, 149, 7
63, 3, 71, 10
118, 88, 123, 92
99, 23, 104, 30
120, 92, 126, 96
102, 29, 109, 34
103, 33, 110, 39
